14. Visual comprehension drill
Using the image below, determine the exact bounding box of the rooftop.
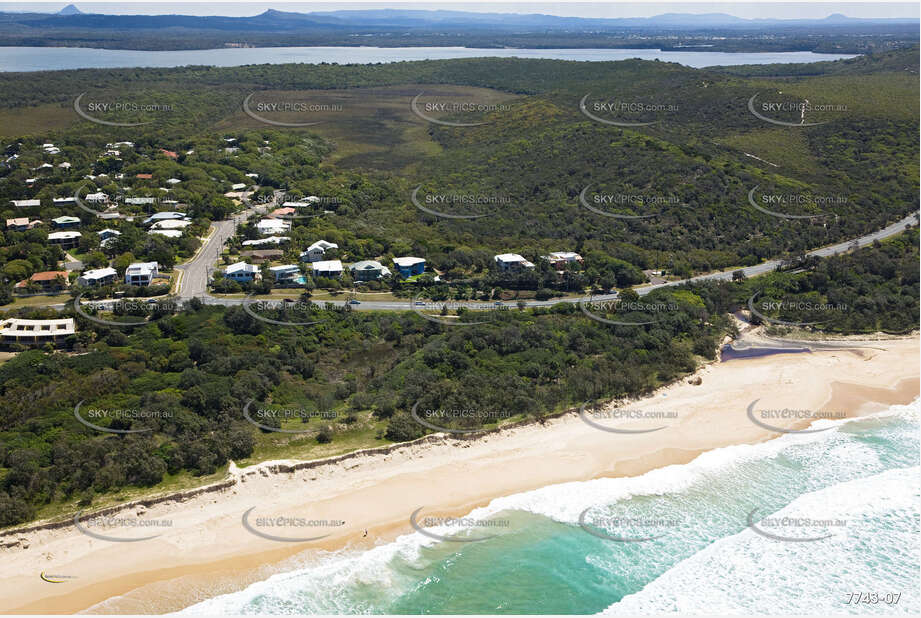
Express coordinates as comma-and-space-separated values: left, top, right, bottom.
393, 256, 426, 267
0, 318, 75, 337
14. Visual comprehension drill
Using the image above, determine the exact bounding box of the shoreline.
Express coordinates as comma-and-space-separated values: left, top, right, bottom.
1, 335, 918, 614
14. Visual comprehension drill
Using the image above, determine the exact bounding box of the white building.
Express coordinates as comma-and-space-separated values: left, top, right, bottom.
300, 240, 338, 262
543, 251, 583, 265
77, 267, 118, 287
149, 229, 183, 238
256, 219, 291, 236
125, 262, 159, 286
84, 192, 108, 203
125, 197, 156, 205
11, 199, 41, 208
269, 264, 302, 283
0, 318, 75, 345
151, 219, 191, 230
224, 262, 260, 283
311, 259, 344, 279
283, 197, 321, 208
47, 231, 82, 248
241, 236, 290, 247
494, 253, 535, 272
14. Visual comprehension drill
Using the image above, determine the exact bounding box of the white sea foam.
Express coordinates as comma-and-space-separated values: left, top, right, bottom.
466, 399, 918, 525
600, 466, 920, 615
178, 399, 918, 614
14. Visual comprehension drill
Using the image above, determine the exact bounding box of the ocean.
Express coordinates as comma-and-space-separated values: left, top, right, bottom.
178, 400, 919, 615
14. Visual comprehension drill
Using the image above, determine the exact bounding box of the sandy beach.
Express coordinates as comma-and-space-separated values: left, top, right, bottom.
1, 335, 918, 615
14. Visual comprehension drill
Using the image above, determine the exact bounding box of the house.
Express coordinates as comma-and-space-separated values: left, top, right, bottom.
5, 217, 40, 231
300, 240, 338, 263
58, 162, 72, 169
231, 183, 247, 191
47, 231, 82, 249
270, 207, 296, 218
494, 253, 535, 272
283, 197, 320, 208
241, 249, 284, 263
11, 199, 41, 208
269, 264, 302, 284
52, 197, 76, 205
349, 260, 391, 281
143, 211, 187, 225
84, 192, 108, 204
166, 178, 181, 185
17, 271, 69, 291
136, 173, 153, 180
52, 216, 81, 229
542, 252, 583, 269
312, 259, 343, 279
392, 256, 426, 278
77, 267, 118, 287
125, 262, 158, 286
149, 229, 182, 238
241, 236, 290, 247
0, 318, 75, 345
224, 262, 260, 283
125, 197, 156, 206
159, 149, 178, 160
256, 219, 291, 236
98, 228, 121, 248
151, 219, 191, 230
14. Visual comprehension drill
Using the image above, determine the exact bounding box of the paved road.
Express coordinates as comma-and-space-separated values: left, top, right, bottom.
63, 210, 918, 314
630, 211, 921, 296
175, 198, 272, 299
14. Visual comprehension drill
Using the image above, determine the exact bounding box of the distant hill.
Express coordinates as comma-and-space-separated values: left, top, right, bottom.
57, 4, 82, 16
4, 7, 918, 32
0, 7, 915, 52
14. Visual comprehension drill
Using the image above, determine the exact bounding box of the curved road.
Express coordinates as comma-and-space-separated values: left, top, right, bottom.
60, 210, 918, 314
204, 211, 919, 311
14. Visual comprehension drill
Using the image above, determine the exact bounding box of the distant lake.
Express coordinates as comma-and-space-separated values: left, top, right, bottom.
0, 46, 858, 72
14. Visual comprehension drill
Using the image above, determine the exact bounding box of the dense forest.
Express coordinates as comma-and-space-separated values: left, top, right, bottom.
0, 229, 916, 527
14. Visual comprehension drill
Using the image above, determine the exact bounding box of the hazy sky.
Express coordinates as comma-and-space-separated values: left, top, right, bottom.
0, 2, 917, 19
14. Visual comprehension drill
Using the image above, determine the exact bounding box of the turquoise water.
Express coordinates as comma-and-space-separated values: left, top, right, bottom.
179, 401, 919, 615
